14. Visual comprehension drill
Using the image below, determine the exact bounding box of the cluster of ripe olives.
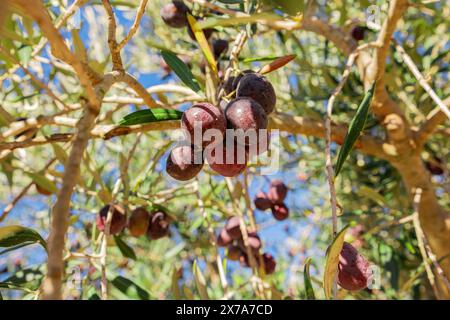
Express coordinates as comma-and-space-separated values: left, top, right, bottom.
253, 180, 289, 221
166, 69, 276, 181
161, 2, 276, 181
96, 204, 170, 240
216, 216, 276, 275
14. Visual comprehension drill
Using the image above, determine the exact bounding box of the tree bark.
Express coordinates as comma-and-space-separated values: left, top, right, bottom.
41, 106, 98, 299
394, 156, 450, 298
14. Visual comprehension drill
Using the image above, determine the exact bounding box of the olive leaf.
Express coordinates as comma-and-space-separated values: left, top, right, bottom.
186, 14, 218, 78
114, 236, 137, 261
0, 225, 47, 254
243, 55, 280, 63
303, 257, 316, 300
119, 108, 183, 126
334, 82, 375, 177
259, 54, 297, 74
111, 275, 150, 300
25, 171, 58, 194
171, 268, 181, 300
323, 224, 350, 299
161, 50, 201, 92
193, 260, 209, 299
182, 284, 195, 300
17, 45, 32, 65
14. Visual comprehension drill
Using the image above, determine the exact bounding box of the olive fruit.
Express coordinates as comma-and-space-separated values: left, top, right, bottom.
212, 39, 229, 58
268, 179, 288, 204
166, 145, 203, 181
147, 211, 170, 240
253, 192, 272, 211
216, 228, 232, 247
239, 252, 250, 267
261, 252, 276, 275
271, 203, 289, 221
187, 21, 214, 41
231, 70, 255, 90
205, 140, 247, 177
35, 184, 53, 196
351, 26, 366, 41
225, 216, 242, 240
247, 232, 262, 252
128, 207, 150, 237
181, 102, 226, 148
337, 242, 371, 291
425, 157, 444, 175
160, 1, 190, 28
236, 73, 276, 114
227, 245, 241, 261
225, 97, 268, 146
96, 204, 127, 235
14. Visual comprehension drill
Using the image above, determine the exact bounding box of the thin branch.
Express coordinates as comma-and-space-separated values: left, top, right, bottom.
369, 0, 409, 121
411, 188, 441, 299
40, 71, 124, 300
216, 30, 248, 102
15, 0, 100, 108
0, 158, 58, 222
101, 0, 124, 71
116, 0, 149, 52
0, 45, 70, 111
0, 112, 387, 162
394, 42, 450, 121
121, 73, 160, 107
0, 0, 89, 83
415, 97, 450, 147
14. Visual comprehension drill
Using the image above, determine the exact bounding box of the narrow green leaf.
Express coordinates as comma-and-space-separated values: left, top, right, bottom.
171, 268, 181, 300
51, 143, 68, 165
17, 45, 32, 65
0, 242, 35, 256
111, 275, 150, 300
182, 284, 194, 299
119, 108, 183, 126
217, 0, 243, 4
196, 12, 285, 30
303, 257, 316, 300
161, 50, 201, 92
187, 14, 218, 78
0, 225, 47, 252
114, 236, 137, 261
243, 55, 280, 63
193, 260, 209, 300
0, 281, 34, 292
269, 0, 305, 16
323, 225, 350, 300
25, 171, 58, 194
334, 83, 375, 177
71, 29, 87, 63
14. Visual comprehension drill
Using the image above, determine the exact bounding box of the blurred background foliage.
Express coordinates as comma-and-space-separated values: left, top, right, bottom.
0, 0, 449, 300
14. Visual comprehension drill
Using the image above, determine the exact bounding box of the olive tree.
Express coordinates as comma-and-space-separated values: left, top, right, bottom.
0, 0, 448, 300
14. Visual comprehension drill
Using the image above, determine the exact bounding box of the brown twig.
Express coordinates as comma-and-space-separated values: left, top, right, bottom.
0, 0, 89, 83
116, 0, 149, 52
394, 41, 450, 121
101, 0, 124, 71
411, 188, 441, 299
15, 0, 101, 108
